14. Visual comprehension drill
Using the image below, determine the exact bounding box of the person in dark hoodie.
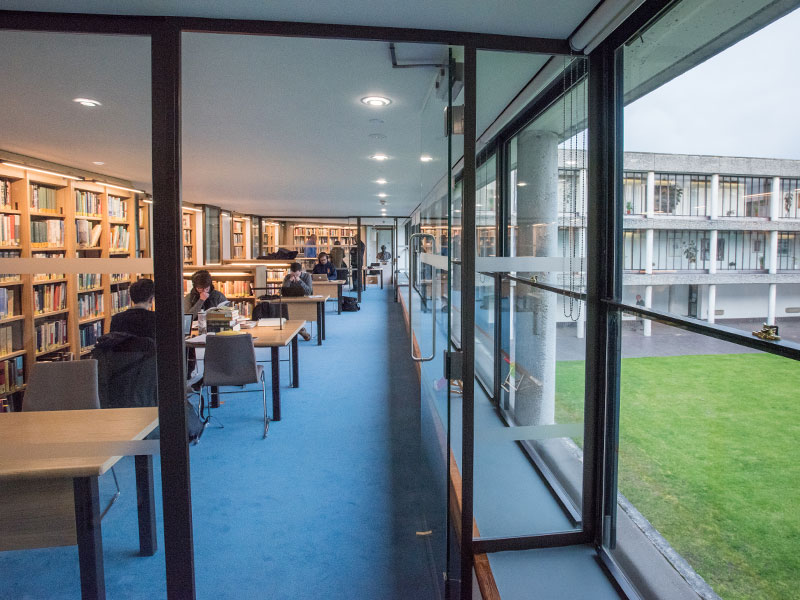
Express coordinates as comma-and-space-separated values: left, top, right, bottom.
183, 269, 227, 315
110, 277, 156, 338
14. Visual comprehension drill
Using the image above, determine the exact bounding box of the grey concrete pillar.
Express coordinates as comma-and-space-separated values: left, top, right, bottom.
708, 284, 716, 324
709, 230, 718, 274
768, 283, 777, 326
769, 231, 778, 274
710, 174, 719, 219
643, 285, 653, 337
645, 229, 654, 274
770, 176, 781, 220
514, 129, 558, 426
646, 171, 655, 218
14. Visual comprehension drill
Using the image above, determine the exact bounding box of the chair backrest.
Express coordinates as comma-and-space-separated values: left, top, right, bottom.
252, 301, 289, 320
23, 359, 100, 412
92, 333, 158, 409
203, 333, 259, 387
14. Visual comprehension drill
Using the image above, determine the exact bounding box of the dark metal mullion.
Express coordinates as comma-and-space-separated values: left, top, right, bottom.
152, 21, 197, 599
473, 531, 586, 554
459, 45, 477, 600
493, 140, 507, 403
356, 216, 362, 303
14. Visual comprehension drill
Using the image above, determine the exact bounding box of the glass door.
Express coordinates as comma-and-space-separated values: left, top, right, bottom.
411, 48, 461, 598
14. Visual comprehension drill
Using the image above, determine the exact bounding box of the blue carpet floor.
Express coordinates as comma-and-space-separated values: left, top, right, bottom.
1, 286, 439, 599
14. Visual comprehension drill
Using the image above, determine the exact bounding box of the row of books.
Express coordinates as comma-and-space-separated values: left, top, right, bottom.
110, 225, 130, 251
233, 233, 244, 245
76, 219, 103, 248
80, 320, 103, 349
183, 246, 193, 262
77, 291, 104, 319
0, 287, 17, 319
78, 273, 102, 290
31, 219, 64, 247
0, 214, 20, 245
33, 282, 67, 314
0, 356, 24, 395
233, 247, 244, 258
0, 250, 21, 283
110, 273, 130, 284
35, 319, 68, 353
31, 184, 60, 213
230, 300, 252, 319
111, 288, 130, 313
294, 227, 357, 236
183, 229, 192, 244
0, 179, 11, 209
0, 324, 16, 355
75, 190, 102, 216
108, 195, 128, 220
213, 279, 250, 297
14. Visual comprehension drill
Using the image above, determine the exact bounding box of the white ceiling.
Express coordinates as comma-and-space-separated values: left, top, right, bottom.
0, 1, 602, 217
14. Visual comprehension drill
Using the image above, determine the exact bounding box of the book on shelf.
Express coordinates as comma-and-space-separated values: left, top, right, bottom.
0, 179, 11, 209
80, 320, 104, 349
30, 219, 64, 247
78, 273, 102, 290
0, 355, 24, 395
109, 224, 129, 251
33, 282, 67, 314
75, 190, 101, 216
0, 287, 16, 318
90, 223, 102, 247
182, 214, 192, 229
0, 324, 16, 355
107, 195, 128, 220
31, 184, 59, 213
77, 291, 104, 319
0, 214, 20, 245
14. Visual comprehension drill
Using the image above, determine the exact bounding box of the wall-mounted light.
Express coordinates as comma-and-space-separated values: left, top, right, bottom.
0, 160, 84, 180
93, 180, 145, 194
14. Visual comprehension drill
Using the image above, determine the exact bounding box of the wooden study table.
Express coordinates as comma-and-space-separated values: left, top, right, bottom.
312, 279, 346, 314
0, 407, 159, 600
186, 320, 304, 421
263, 295, 329, 345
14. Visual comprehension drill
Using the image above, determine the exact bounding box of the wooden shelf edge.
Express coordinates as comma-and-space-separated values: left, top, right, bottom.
0, 349, 27, 361
0, 315, 25, 324
35, 343, 70, 357
33, 308, 69, 319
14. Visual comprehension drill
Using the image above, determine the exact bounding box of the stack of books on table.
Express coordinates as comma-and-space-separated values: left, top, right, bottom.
205, 307, 240, 333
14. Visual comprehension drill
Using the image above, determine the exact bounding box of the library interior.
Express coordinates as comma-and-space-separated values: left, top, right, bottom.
1, 2, 799, 600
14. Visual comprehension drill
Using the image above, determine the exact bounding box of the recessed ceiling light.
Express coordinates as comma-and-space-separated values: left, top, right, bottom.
361, 96, 392, 107
517, 182, 528, 187
420, 155, 433, 162
370, 154, 389, 161
377, 193, 388, 198
92, 161, 105, 166
375, 178, 387, 185
369, 133, 387, 140
73, 98, 101, 107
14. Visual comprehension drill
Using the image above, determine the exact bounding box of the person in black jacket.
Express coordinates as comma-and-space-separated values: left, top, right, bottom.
183, 269, 227, 315
311, 252, 337, 280
110, 278, 156, 339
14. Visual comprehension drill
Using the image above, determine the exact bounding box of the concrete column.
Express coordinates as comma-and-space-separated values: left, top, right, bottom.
769, 230, 778, 274
646, 171, 655, 218
577, 304, 586, 339
514, 129, 558, 426
707, 284, 716, 324
579, 167, 588, 216
770, 176, 781, 220
643, 285, 653, 337
645, 229, 654, 274
709, 229, 718, 274
768, 283, 777, 325
710, 174, 719, 219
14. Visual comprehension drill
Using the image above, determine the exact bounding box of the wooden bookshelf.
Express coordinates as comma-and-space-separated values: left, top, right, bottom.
182, 208, 196, 265
231, 216, 246, 260
261, 220, 281, 255
0, 159, 139, 412
290, 223, 356, 265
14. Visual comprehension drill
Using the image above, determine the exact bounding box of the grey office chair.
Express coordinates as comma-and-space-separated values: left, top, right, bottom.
23, 359, 121, 518
201, 333, 269, 438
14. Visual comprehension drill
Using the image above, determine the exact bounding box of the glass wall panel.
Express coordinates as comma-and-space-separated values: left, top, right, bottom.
0, 30, 166, 598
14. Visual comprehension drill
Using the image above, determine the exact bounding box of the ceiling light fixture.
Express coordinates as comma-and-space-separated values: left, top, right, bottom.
377, 193, 388, 198
375, 178, 387, 185
420, 155, 433, 162
73, 98, 101, 107
92, 180, 145, 194
517, 182, 528, 187
370, 154, 389, 161
142, 199, 153, 204
0, 160, 83, 180
361, 96, 391, 107
92, 161, 105, 166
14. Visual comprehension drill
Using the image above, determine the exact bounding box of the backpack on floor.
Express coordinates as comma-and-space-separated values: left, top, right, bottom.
342, 296, 360, 312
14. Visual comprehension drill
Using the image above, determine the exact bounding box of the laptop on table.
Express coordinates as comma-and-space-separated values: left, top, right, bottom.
311, 274, 329, 281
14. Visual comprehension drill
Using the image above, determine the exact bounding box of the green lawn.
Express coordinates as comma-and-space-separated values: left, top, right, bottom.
555, 353, 800, 600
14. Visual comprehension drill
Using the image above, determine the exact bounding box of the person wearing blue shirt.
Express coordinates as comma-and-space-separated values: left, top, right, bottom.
311, 252, 337, 280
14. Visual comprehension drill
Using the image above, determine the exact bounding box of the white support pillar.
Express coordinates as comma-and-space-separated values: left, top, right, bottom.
643, 285, 653, 337
769, 230, 778, 274
577, 306, 586, 339
770, 176, 781, 220
768, 283, 777, 326
708, 284, 716, 324
514, 129, 558, 426
709, 229, 718, 274
646, 171, 655, 218
710, 174, 719, 219
645, 229, 654, 274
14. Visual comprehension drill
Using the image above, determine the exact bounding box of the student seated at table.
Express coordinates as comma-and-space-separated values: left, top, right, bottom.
311, 252, 337, 280
110, 277, 156, 339
184, 269, 228, 315
281, 262, 313, 341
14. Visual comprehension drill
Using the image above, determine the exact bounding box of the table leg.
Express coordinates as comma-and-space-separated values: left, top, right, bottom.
210, 386, 220, 409
380, 271, 384, 289
337, 284, 342, 314
316, 303, 323, 345
321, 303, 326, 341
135, 455, 157, 556
73, 476, 105, 600
271, 346, 281, 421
291, 335, 299, 388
